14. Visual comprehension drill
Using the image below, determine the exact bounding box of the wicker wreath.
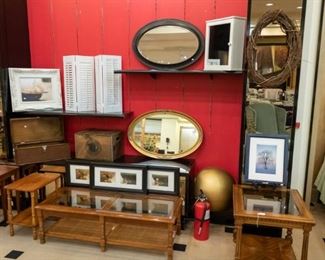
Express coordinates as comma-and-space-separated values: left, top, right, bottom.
247, 10, 301, 87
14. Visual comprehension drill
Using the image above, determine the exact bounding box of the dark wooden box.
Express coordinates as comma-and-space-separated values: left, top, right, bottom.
14, 142, 70, 165
75, 130, 122, 161
10, 117, 71, 164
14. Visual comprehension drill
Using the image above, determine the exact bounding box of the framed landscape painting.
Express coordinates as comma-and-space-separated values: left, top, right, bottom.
90, 163, 147, 193
244, 134, 289, 186
66, 161, 91, 188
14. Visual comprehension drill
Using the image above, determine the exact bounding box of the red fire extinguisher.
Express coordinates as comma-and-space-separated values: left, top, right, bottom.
193, 189, 210, 241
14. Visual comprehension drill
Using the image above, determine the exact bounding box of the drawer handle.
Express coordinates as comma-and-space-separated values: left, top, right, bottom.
42, 145, 48, 151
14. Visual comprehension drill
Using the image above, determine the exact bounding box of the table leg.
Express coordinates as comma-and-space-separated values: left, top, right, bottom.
285, 228, 293, 244
37, 209, 45, 244
167, 223, 173, 260
176, 208, 181, 236
234, 223, 242, 260
55, 178, 59, 190
99, 216, 106, 252
31, 191, 38, 240
6, 190, 14, 236
1, 180, 8, 224
14, 170, 21, 212
301, 227, 311, 260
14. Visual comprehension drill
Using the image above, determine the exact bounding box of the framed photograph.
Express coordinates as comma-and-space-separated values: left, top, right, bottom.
8, 68, 63, 112
66, 161, 91, 187
244, 133, 289, 186
147, 166, 179, 195
71, 190, 92, 209
148, 199, 174, 216
90, 164, 147, 193
245, 197, 281, 214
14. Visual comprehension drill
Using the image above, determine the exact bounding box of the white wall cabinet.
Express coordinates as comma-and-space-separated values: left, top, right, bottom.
204, 16, 246, 71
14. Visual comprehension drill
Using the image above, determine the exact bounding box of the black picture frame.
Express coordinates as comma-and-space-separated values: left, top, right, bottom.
65, 159, 92, 188
244, 133, 289, 186
90, 163, 147, 193
147, 166, 179, 195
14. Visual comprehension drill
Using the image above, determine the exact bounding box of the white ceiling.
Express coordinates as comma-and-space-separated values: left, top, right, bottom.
251, 0, 303, 25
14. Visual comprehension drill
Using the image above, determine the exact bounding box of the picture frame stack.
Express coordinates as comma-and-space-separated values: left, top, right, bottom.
65, 160, 180, 195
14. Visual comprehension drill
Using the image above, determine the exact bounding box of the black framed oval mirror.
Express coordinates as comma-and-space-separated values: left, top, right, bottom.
128, 110, 203, 159
132, 19, 204, 70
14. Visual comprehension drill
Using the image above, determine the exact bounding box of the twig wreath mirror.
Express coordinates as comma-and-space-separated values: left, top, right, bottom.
132, 19, 204, 70
246, 10, 301, 87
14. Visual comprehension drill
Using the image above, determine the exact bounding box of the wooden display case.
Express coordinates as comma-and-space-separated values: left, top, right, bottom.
204, 16, 246, 71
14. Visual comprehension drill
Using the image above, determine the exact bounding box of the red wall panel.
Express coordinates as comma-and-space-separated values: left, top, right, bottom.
27, 0, 248, 181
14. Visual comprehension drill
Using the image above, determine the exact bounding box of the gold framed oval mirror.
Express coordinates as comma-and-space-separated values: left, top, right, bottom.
128, 110, 203, 159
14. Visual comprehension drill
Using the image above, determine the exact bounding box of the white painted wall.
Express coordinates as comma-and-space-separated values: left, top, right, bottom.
291, 0, 323, 195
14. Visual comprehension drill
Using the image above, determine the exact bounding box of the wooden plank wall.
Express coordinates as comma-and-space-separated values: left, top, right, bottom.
27, 0, 249, 181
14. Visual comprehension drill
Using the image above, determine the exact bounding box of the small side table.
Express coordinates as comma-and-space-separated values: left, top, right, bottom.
0, 165, 19, 226
5, 172, 60, 239
233, 185, 315, 260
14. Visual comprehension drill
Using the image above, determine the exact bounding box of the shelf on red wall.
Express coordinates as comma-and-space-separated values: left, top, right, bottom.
11, 110, 131, 118
114, 69, 243, 79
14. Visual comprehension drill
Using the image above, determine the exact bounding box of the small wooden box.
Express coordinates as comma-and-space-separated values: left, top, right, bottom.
10, 117, 71, 164
75, 130, 122, 161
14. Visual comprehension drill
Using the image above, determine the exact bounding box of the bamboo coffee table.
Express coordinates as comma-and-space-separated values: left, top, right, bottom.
35, 187, 182, 260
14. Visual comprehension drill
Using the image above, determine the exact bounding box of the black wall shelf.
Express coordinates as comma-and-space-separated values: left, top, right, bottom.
11, 110, 131, 118
114, 69, 243, 79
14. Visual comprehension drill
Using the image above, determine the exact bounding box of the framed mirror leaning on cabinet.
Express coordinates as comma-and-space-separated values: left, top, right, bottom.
127, 110, 203, 223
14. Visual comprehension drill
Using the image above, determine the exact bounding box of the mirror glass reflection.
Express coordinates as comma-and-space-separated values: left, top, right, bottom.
245, 0, 305, 179
137, 25, 199, 65
133, 19, 204, 70
247, 0, 303, 130
128, 110, 203, 160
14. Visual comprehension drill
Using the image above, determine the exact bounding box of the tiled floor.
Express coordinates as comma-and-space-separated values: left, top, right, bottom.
0, 203, 325, 260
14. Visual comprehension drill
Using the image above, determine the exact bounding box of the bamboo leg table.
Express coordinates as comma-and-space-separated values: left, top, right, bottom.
36, 187, 182, 260
233, 185, 316, 260
5, 172, 60, 239
0, 165, 19, 226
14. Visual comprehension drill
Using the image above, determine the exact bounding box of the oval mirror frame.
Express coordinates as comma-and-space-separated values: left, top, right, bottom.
132, 19, 204, 70
128, 110, 203, 160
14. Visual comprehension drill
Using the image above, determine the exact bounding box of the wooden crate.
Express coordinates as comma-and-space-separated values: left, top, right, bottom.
75, 130, 122, 161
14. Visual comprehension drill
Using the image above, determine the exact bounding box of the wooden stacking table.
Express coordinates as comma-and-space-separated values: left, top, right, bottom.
233, 185, 316, 260
36, 187, 182, 260
5, 172, 61, 239
0, 165, 19, 225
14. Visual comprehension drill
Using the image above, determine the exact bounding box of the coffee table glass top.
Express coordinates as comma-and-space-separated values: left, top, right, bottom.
45, 187, 177, 218
242, 187, 300, 216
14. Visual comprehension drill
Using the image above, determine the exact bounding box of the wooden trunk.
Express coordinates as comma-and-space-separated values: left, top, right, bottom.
10, 117, 71, 164
75, 130, 122, 161
14, 142, 70, 165
10, 117, 64, 144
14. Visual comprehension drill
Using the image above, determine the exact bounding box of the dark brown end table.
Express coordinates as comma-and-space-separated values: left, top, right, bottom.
0, 165, 19, 225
